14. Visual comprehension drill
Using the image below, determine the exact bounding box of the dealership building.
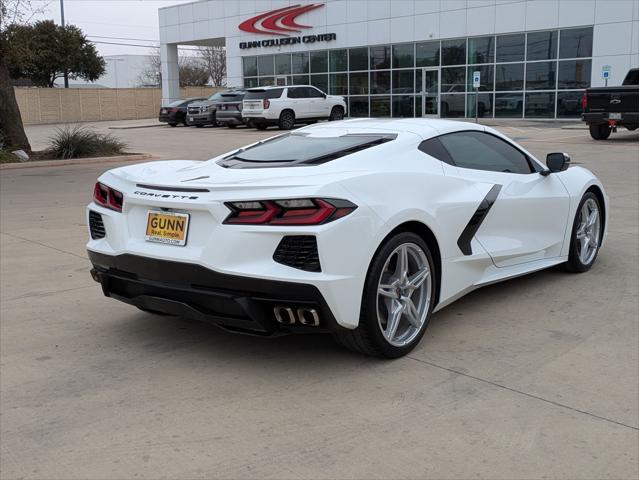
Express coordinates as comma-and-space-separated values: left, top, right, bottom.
159, 0, 639, 119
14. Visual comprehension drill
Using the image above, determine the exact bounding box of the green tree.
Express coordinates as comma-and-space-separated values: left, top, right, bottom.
6, 20, 105, 87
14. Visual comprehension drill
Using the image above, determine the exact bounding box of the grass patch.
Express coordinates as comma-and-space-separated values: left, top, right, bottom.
47, 125, 128, 159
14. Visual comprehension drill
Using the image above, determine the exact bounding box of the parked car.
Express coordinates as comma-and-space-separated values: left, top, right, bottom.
582, 68, 639, 139
158, 98, 206, 126
242, 85, 346, 130
87, 119, 607, 358
215, 90, 247, 128
186, 89, 240, 127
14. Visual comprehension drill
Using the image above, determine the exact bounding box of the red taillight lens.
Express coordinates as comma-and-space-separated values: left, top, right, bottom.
224, 198, 357, 226
93, 182, 123, 212
169, 107, 179, 113
581, 92, 588, 111
263, 99, 270, 109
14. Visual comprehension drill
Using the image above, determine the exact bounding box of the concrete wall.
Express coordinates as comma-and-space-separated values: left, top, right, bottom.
14, 87, 221, 125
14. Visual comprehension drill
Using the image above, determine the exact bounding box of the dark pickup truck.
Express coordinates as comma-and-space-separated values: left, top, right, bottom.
582, 68, 639, 139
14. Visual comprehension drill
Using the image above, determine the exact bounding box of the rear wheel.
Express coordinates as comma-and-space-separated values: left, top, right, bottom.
333, 232, 436, 358
195, 124, 204, 128
563, 192, 603, 273
589, 124, 611, 140
278, 110, 296, 130
227, 123, 237, 129
329, 106, 344, 121
255, 123, 268, 130
168, 123, 177, 127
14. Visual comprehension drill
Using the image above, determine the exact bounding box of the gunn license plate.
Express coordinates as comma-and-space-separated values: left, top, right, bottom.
145, 211, 190, 246
609, 112, 622, 120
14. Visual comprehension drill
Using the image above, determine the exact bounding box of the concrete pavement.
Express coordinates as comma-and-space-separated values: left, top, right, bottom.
1, 121, 637, 479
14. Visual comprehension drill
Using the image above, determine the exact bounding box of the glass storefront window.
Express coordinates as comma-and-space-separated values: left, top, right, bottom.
311, 51, 328, 73
392, 70, 415, 93
557, 91, 584, 117
349, 72, 368, 95
349, 47, 368, 71
244, 77, 258, 88
292, 52, 309, 74
442, 39, 466, 65
243, 57, 257, 77
467, 65, 494, 91
526, 61, 556, 90
258, 77, 275, 86
330, 49, 348, 72
416, 41, 440, 67
495, 63, 524, 91
467, 93, 494, 118
311, 74, 329, 92
329, 73, 348, 96
558, 60, 591, 89
441, 67, 466, 93
292, 74, 309, 85
468, 36, 494, 64
274, 54, 291, 75
559, 27, 593, 58
496, 33, 525, 62
495, 92, 523, 117
392, 96, 414, 117
371, 71, 391, 94
525, 92, 555, 117
349, 96, 369, 117
370, 46, 391, 69
393, 44, 414, 68
258, 55, 274, 76
371, 96, 391, 116
441, 94, 466, 117
527, 30, 558, 61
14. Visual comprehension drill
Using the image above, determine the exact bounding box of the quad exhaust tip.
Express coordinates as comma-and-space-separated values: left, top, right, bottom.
273, 306, 320, 327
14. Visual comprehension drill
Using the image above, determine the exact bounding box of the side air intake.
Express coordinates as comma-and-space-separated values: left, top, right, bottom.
273, 236, 321, 272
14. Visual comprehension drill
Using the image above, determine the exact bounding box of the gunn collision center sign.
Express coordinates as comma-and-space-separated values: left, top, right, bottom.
238, 3, 336, 50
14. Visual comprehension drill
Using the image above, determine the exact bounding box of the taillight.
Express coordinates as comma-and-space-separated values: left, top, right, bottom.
263, 99, 270, 109
224, 198, 357, 226
237, 103, 243, 111
169, 107, 179, 113
581, 92, 588, 111
93, 182, 123, 212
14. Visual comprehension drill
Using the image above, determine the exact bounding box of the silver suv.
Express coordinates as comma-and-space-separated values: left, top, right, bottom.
187, 89, 241, 127
242, 85, 346, 130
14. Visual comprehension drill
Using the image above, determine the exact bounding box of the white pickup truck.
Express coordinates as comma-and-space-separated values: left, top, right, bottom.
242, 85, 346, 130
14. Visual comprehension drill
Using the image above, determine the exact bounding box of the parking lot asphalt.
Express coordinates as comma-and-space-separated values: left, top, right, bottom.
1, 121, 638, 479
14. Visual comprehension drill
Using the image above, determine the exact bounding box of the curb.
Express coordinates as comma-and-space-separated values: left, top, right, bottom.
0, 153, 155, 170
109, 124, 165, 130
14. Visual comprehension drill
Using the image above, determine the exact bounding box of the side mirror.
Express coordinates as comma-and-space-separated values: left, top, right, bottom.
544, 152, 571, 174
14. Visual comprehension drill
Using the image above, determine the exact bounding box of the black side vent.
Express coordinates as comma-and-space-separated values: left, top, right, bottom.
89, 210, 106, 239
273, 236, 320, 272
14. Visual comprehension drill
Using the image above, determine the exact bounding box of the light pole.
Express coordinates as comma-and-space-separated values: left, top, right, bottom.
60, 0, 69, 88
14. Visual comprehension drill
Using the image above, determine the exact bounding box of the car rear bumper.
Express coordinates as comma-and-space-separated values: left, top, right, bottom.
216, 111, 244, 125
582, 112, 639, 125
88, 250, 342, 335
159, 113, 179, 123
241, 115, 278, 125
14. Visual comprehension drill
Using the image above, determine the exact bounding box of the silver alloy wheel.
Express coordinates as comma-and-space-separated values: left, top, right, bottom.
576, 197, 601, 265
376, 243, 432, 347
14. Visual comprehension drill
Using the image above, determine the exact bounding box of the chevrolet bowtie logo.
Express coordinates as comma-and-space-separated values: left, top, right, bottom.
238, 3, 324, 36
610, 99, 622, 104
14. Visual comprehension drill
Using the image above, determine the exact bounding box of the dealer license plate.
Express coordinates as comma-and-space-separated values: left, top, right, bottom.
145, 211, 190, 246
609, 112, 622, 120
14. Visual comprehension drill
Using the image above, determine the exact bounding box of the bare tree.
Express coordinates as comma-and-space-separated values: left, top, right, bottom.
137, 51, 210, 88
198, 46, 226, 87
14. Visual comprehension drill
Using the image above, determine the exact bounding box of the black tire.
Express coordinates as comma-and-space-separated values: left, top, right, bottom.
227, 123, 237, 129
333, 232, 437, 358
589, 124, 611, 140
329, 106, 345, 121
255, 123, 268, 130
563, 192, 603, 273
137, 306, 174, 316
278, 110, 296, 130
168, 123, 178, 127
195, 124, 204, 128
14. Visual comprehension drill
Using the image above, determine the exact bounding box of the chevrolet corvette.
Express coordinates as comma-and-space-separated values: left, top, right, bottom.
87, 119, 607, 357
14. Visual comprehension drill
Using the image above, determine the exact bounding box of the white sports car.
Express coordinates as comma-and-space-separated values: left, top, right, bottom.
87, 119, 607, 357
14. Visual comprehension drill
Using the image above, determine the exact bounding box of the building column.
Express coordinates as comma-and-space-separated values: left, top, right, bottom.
160, 43, 180, 106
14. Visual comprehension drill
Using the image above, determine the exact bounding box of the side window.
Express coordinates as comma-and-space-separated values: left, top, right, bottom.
418, 137, 454, 164
437, 131, 533, 174
287, 87, 301, 99
307, 87, 325, 98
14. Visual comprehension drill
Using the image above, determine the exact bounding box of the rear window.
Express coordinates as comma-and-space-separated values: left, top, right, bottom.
208, 92, 224, 101
623, 69, 639, 85
168, 99, 188, 107
218, 132, 396, 168
220, 92, 245, 101
244, 88, 284, 100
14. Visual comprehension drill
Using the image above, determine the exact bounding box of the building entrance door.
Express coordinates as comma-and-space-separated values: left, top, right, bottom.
420, 68, 440, 117
275, 76, 288, 86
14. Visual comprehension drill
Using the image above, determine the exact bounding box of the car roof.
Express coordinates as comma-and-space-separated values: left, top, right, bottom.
296, 118, 486, 139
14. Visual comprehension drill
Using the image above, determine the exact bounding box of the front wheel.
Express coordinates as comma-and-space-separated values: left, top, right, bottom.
589, 124, 611, 140
333, 232, 436, 358
563, 192, 603, 273
168, 123, 178, 127
278, 110, 296, 130
329, 106, 344, 121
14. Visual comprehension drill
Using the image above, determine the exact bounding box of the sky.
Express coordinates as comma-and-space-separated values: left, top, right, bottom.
29, 0, 193, 56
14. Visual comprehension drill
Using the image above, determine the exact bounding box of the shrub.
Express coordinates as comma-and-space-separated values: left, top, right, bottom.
48, 125, 128, 159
